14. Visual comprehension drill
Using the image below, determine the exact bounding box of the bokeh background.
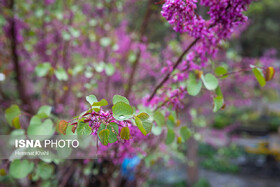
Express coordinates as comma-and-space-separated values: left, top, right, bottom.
0, 0, 280, 186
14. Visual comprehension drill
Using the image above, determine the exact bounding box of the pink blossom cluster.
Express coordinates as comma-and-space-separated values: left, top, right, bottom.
161, 0, 253, 65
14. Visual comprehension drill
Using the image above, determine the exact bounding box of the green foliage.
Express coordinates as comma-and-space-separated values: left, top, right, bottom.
187, 73, 202, 96
105, 63, 115, 76
165, 129, 175, 144
100, 37, 111, 47
135, 116, 147, 136
86, 95, 98, 105
9, 160, 34, 179
215, 66, 228, 78
92, 99, 108, 107
35, 63, 52, 77
112, 102, 133, 121
27, 117, 54, 139
153, 111, 165, 126
180, 126, 192, 141
76, 122, 92, 135
120, 127, 130, 140
112, 95, 129, 105
97, 123, 118, 144
137, 112, 150, 121
99, 129, 110, 146
252, 68, 266, 87
193, 178, 210, 187
5, 105, 21, 128
36, 162, 54, 180
201, 73, 219, 90
213, 96, 224, 112
37, 105, 52, 118
54, 67, 68, 81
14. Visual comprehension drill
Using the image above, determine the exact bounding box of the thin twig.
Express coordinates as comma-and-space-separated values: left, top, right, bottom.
148, 38, 200, 102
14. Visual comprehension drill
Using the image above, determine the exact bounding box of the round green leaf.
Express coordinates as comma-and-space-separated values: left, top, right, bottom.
120, 127, 130, 140
213, 96, 224, 112
37, 105, 52, 118
137, 112, 150, 121
105, 64, 115, 76
27, 117, 55, 139
99, 129, 109, 146
151, 126, 162, 136
215, 66, 227, 76
187, 73, 202, 96
180, 126, 192, 141
92, 99, 108, 107
153, 111, 165, 126
100, 37, 111, 47
112, 95, 129, 105
112, 102, 133, 121
9, 160, 34, 179
135, 116, 146, 136
35, 63, 51, 77
5, 105, 21, 126
76, 122, 92, 135
165, 129, 175, 145
202, 73, 219, 90
86, 95, 98, 105
97, 123, 119, 144
55, 67, 68, 81
37, 162, 54, 180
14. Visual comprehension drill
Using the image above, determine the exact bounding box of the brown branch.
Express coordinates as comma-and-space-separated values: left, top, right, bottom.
124, 0, 153, 98
148, 38, 200, 102
7, 0, 35, 114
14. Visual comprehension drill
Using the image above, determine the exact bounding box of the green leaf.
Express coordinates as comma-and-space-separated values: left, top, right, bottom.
37, 105, 52, 118
120, 127, 130, 140
99, 129, 109, 146
153, 111, 165, 126
180, 126, 192, 141
142, 121, 153, 134
5, 105, 21, 127
86, 95, 98, 105
107, 123, 119, 143
137, 112, 150, 121
100, 37, 111, 47
215, 86, 223, 98
76, 122, 92, 135
165, 129, 175, 145
97, 123, 118, 144
35, 63, 51, 77
37, 162, 54, 180
151, 126, 162, 136
187, 73, 202, 96
9, 160, 34, 179
213, 96, 224, 112
55, 67, 68, 81
135, 116, 147, 136
92, 99, 108, 107
201, 73, 219, 90
112, 102, 133, 121
112, 95, 129, 105
214, 66, 228, 78
12, 116, 21, 129
105, 64, 115, 76
252, 68, 266, 87
27, 117, 55, 138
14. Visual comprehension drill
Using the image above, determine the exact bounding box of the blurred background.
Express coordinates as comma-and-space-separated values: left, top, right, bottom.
0, 0, 280, 186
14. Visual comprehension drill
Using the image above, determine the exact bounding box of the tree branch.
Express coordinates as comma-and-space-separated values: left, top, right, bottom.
8, 0, 35, 114
124, 0, 153, 98
148, 38, 200, 102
